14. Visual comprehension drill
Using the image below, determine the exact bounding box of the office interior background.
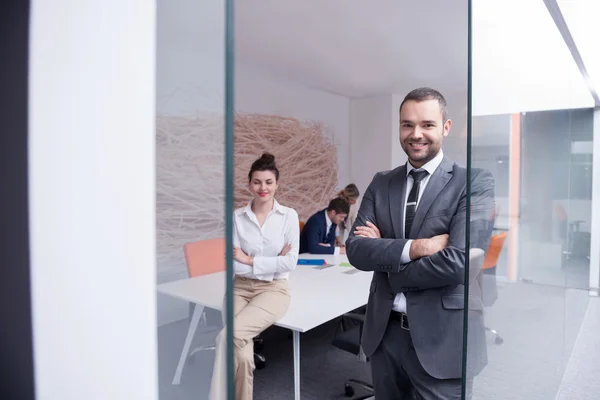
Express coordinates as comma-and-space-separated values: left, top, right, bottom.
3, 0, 600, 399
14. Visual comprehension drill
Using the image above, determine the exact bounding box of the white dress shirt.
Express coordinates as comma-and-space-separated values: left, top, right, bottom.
392, 150, 444, 313
233, 199, 300, 281
324, 210, 341, 256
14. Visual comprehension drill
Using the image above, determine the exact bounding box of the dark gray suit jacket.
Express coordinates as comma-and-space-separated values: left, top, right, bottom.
346, 157, 495, 380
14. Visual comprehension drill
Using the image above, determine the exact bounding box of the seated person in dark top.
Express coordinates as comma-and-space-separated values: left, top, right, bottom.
300, 198, 350, 255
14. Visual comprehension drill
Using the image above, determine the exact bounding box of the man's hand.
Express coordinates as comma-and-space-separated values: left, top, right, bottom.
408, 234, 449, 260
233, 246, 253, 266
279, 243, 292, 256
354, 221, 381, 239
339, 246, 346, 255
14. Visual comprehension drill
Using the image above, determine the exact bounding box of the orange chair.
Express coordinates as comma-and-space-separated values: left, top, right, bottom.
184, 237, 226, 278
299, 221, 305, 233
182, 238, 267, 374
184, 237, 226, 334
482, 232, 507, 345
173, 238, 226, 384
483, 232, 507, 271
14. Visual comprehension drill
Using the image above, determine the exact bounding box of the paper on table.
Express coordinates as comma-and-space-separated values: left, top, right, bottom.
339, 262, 353, 267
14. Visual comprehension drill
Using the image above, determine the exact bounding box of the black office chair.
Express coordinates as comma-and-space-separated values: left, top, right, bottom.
253, 335, 266, 369
332, 312, 374, 399
564, 220, 591, 262
555, 203, 591, 266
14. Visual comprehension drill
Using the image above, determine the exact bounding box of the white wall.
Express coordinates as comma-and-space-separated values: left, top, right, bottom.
29, 1, 157, 399
350, 95, 395, 193
156, 0, 225, 115
235, 66, 351, 186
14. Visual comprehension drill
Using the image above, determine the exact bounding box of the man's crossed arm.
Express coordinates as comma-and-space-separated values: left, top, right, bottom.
346, 169, 494, 292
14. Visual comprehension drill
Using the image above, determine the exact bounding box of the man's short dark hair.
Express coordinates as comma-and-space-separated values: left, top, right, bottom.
327, 197, 350, 214
399, 87, 448, 122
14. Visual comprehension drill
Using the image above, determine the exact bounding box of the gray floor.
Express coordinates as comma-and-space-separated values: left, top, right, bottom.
473, 282, 590, 400
519, 258, 590, 291
556, 297, 600, 400
158, 282, 596, 400
493, 237, 590, 290
158, 317, 371, 400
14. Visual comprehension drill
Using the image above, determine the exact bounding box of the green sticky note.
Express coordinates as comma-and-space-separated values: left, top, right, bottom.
339, 262, 353, 267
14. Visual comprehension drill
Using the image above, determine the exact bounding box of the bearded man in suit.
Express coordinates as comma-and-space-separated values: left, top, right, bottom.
346, 87, 495, 400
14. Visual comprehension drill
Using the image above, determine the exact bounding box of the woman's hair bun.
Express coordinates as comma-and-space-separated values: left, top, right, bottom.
248, 152, 279, 181
260, 152, 275, 163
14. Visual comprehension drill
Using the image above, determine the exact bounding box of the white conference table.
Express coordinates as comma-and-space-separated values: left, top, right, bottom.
157, 254, 373, 400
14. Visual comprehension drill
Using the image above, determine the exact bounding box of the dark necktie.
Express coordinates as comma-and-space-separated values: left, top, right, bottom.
404, 169, 429, 238
327, 223, 335, 241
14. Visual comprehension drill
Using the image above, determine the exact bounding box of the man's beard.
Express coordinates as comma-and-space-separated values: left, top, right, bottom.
404, 142, 440, 165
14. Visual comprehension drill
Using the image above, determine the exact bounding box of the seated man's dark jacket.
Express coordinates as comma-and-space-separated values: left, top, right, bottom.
299, 209, 337, 254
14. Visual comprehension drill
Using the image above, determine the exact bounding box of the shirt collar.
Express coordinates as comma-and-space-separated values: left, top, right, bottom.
324, 209, 333, 227
243, 199, 285, 216
406, 150, 444, 177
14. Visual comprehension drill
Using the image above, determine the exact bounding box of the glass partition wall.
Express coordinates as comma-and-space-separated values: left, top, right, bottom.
151, 1, 600, 399
468, 111, 595, 399
155, 0, 234, 399
468, 1, 596, 399
235, 1, 471, 399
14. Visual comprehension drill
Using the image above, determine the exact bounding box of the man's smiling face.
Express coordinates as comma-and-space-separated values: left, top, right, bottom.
399, 98, 452, 168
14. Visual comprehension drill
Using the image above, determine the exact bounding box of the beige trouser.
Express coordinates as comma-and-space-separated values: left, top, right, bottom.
209, 276, 290, 400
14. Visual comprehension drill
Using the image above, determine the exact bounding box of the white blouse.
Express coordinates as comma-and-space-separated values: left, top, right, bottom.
233, 199, 300, 281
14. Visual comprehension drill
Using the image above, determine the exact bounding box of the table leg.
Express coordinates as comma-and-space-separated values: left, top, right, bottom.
293, 330, 300, 400
172, 304, 204, 385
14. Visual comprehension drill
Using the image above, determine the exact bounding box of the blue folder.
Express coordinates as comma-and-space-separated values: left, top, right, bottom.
297, 259, 326, 266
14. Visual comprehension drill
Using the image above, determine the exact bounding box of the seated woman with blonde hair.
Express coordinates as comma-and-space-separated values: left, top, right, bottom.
335, 183, 360, 244
209, 152, 299, 400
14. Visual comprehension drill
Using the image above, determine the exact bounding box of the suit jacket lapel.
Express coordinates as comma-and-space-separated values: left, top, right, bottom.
389, 165, 407, 239
320, 210, 328, 242
409, 157, 454, 238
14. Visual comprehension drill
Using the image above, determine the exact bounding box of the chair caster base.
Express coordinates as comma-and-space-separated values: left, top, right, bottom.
344, 379, 374, 399
253, 338, 264, 352
344, 383, 355, 397
254, 352, 266, 369
486, 327, 504, 345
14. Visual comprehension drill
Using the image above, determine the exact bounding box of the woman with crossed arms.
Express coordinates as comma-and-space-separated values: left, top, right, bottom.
210, 152, 299, 400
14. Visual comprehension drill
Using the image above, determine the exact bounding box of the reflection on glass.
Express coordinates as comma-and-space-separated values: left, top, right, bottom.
470, 97, 596, 399
155, 0, 232, 399
520, 110, 594, 285
469, 0, 600, 394
470, 108, 596, 399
